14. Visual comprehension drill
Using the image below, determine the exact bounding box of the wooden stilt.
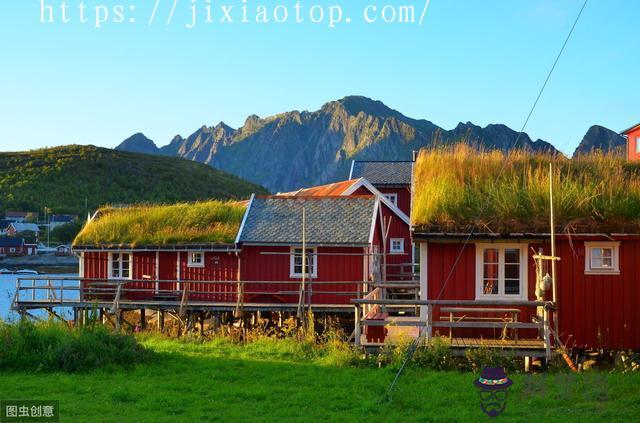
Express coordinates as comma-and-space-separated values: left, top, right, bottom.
200, 312, 205, 336
140, 308, 146, 331
159, 310, 165, 332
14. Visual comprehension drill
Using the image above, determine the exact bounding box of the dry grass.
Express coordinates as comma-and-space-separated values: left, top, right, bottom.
412, 144, 640, 233
73, 200, 246, 246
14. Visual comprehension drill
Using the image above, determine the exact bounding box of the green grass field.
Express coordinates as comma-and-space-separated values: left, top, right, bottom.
1, 336, 638, 422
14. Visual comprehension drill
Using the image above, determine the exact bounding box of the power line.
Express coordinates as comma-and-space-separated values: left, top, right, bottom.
514, 0, 589, 149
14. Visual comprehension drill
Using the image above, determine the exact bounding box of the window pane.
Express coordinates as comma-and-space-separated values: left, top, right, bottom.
483, 248, 498, 263
505, 248, 520, 264
483, 279, 498, 295
505, 264, 519, 279
601, 248, 612, 259
591, 248, 602, 259
483, 263, 498, 279
504, 279, 520, 295
592, 257, 603, 268
602, 257, 613, 268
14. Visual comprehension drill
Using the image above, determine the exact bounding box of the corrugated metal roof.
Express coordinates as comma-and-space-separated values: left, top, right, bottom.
238, 196, 376, 245
277, 180, 359, 197
350, 161, 413, 185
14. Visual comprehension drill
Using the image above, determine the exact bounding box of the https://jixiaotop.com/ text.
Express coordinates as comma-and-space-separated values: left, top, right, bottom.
38, 0, 431, 29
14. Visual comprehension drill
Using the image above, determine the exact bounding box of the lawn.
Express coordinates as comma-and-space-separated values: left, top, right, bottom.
0, 336, 637, 422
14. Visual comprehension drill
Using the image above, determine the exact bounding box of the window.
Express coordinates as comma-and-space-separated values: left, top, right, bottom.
390, 238, 405, 254
584, 242, 620, 274
290, 247, 317, 278
636, 137, 640, 154
475, 244, 527, 300
188, 251, 205, 268
9, 248, 15, 253
383, 193, 398, 207
109, 252, 131, 279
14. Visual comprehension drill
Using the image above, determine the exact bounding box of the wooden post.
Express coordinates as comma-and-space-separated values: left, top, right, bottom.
158, 310, 165, 332
426, 304, 433, 342
549, 163, 557, 305
115, 310, 122, 332
200, 312, 205, 336
140, 309, 146, 331
354, 304, 361, 347
543, 307, 551, 361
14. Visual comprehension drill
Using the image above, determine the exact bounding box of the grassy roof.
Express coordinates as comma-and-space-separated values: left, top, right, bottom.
73, 200, 246, 246
412, 144, 640, 234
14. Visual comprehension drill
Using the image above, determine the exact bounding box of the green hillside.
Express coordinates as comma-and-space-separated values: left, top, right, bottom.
0, 145, 268, 217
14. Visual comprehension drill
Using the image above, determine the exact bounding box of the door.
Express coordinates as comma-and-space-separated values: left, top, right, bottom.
157, 252, 179, 299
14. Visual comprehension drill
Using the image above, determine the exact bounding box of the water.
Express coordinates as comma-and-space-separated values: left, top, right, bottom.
0, 273, 77, 321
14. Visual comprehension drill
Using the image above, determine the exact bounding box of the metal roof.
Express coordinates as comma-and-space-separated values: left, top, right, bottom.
350, 161, 413, 186
238, 196, 377, 245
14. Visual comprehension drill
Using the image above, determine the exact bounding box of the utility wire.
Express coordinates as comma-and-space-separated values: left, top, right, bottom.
386, 0, 589, 400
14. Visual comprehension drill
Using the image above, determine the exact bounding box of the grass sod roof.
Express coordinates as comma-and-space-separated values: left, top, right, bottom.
73, 200, 246, 247
411, 144, 640, 234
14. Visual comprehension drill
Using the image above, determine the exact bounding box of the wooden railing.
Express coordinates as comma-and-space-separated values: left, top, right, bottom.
12, 277, 382, 313
352, 298, 556, 359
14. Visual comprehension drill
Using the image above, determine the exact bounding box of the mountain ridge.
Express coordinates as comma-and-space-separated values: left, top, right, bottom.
116, 96, 623, 193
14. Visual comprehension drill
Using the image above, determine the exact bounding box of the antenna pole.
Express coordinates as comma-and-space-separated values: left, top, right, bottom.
549, 163, 557, 304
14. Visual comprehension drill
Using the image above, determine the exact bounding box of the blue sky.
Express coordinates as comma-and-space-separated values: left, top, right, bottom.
0, 0, 637, 155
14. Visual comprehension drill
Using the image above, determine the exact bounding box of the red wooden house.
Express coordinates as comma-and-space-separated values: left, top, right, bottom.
408, 146, 640, 352
72, 195, 395, 313
622, 122, 640, 162
236, 195, 386, 310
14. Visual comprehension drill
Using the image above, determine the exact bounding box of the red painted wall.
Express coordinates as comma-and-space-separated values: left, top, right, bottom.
424, 239, 640, 349
626, 127, 640, 162
82, 251, 239, 303
376, 186, 411, 217
240, 246, 365, 305
179, 252, 238, 303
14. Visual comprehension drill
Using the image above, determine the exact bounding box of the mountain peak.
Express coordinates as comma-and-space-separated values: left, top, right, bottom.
115, 133, 159, 155
573, 125, 626, 157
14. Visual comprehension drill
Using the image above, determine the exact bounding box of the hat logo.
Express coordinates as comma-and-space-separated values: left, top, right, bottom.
474, 367, 513, 418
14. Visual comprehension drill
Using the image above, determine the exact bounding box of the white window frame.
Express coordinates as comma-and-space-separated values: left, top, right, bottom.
636, 137, 640, 154
9, 248, 16, 253
584, 242, 620, 275
475, 243, 528, 301
187, 251, 205, 268
290, 247, 318, 278
383, 193, 398, 207
108, 252, 132, 280
390, 238, 405, 254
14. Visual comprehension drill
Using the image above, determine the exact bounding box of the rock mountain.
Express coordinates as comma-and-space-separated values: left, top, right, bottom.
115, 96, 623, 193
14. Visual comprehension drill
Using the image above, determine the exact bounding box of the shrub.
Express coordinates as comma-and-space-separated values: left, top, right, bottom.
0, 319, 152, 373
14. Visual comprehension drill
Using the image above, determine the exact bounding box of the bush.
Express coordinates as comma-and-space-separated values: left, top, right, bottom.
0, 319, 152, 373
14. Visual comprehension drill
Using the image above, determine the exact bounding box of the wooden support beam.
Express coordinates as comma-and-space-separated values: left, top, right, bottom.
158, 310, 165, 332
140, 309, 146, 331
